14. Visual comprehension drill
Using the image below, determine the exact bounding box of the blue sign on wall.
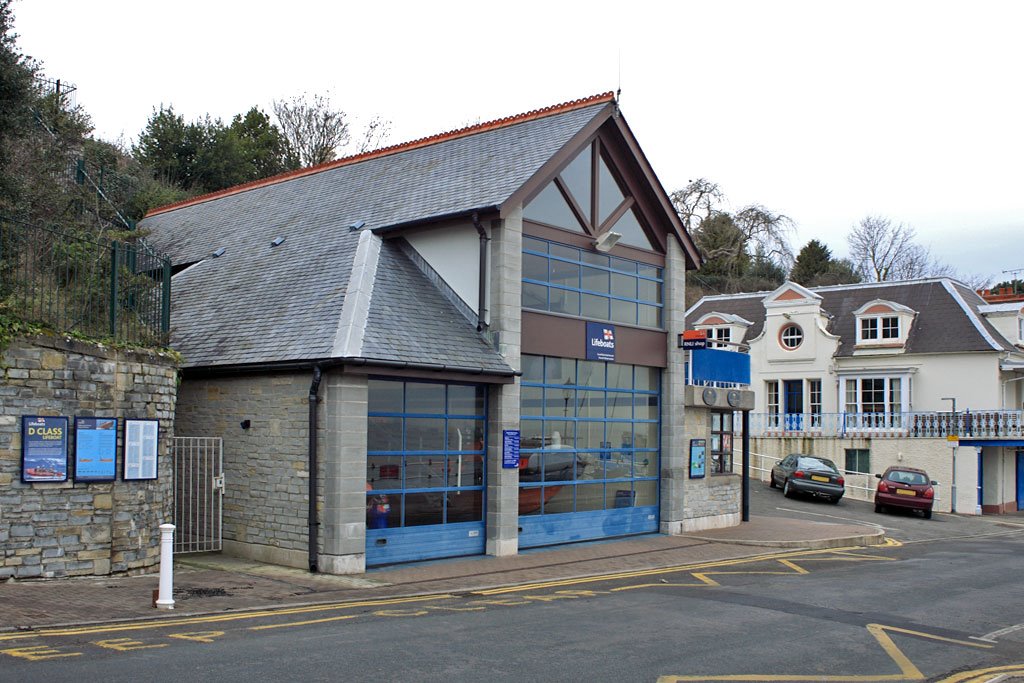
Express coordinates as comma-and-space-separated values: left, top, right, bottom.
502, 430, 520, 469
74, 417, 118, 481
586, 322, 616, 362
22, 416, 69, 483
691, 348, 751, 385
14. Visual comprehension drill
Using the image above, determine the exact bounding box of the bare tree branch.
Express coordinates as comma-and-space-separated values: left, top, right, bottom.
272, 93, 350, 167
669, 178, 724, 233
733, 204, 796, 269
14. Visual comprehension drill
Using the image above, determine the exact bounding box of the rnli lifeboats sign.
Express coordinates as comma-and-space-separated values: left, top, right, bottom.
586, 322, 616, 362
21, 416, 69, 483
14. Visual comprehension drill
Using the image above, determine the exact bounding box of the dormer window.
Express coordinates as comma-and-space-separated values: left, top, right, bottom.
693, 312, 753, 352
854, 300, 915, 348
860, 315, 900, 341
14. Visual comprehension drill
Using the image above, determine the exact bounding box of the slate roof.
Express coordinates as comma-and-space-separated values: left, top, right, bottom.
686, 278, 1018, 356
141, 95, 615, 371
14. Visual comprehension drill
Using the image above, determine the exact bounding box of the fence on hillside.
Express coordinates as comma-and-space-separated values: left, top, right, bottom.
0, 214, 171, 346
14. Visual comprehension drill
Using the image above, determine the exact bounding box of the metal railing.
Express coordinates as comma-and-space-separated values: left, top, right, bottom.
0, 215, 171, 346
742, 410, 1024, 439
732, 449, 941, 505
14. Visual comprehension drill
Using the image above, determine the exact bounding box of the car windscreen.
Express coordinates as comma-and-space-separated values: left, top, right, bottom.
797, 457, 836, 471
886, 470, 928, 485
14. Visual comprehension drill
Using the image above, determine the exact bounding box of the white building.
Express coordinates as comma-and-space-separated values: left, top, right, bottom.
687, 279, 1024, 515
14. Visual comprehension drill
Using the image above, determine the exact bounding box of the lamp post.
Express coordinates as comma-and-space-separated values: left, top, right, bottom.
942, 397, 957, 513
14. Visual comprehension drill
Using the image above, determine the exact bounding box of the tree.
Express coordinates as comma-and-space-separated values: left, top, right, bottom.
847, 215, 946, 282
732, 204, 795, 268
229, 106, 295, 178
790, 240, 833, 285
133, 105, 194, 188
0, 0, 37, 204
272, 93, 350, 167
669, 177, 723, 233
693, 213, 750, 278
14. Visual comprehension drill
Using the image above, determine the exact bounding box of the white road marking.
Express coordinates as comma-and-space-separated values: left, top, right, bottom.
978, 623, 1024, 641
775, 507, 889, 530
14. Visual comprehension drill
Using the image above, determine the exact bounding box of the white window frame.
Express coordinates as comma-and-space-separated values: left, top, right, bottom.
858, 315, 901, 343
841, 375, 908, 430
711, 327, 731, 349
808, 378, 822, 428
766, 380, 780, 428
779, 324, 803, 350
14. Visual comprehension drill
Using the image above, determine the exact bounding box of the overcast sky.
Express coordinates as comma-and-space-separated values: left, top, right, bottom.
13, 0, 1024, 285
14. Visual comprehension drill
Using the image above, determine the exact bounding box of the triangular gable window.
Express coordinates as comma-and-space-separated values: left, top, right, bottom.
523, 138, 658, 252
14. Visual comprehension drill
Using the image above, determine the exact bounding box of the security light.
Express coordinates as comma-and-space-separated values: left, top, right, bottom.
593, 230, 622, 253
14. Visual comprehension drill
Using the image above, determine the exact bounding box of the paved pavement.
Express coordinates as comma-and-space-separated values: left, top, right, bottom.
0, 516, 882, 632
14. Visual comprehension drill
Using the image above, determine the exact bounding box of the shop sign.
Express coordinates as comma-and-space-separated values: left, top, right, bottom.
502, 430, 520, 469
22, 416, 69, 483
74, 417, 118, 481
586, 322, 616, 362
679, 329, 707, 349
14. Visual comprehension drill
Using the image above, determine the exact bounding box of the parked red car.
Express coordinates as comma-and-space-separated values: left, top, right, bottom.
874, 466, 937, 519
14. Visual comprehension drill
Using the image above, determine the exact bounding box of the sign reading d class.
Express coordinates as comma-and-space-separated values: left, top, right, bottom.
22, 416, 69, 483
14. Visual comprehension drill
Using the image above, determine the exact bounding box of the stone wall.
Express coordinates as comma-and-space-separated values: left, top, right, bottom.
174, 371, 314, 568
0, 335, 178, 578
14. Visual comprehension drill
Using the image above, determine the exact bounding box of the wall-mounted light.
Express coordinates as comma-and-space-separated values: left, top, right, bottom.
593, 230, 622, 253
240, 419, 251, 430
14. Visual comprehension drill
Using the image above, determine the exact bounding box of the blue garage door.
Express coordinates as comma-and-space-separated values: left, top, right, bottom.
365, 379, 486, 566
518, 355, 660, 548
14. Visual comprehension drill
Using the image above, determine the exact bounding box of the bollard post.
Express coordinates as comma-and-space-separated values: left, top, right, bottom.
155, 523, 175, 610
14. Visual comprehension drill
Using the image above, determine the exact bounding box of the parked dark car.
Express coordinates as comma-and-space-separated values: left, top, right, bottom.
874, 466, 937, 519
769, 454, 845, 504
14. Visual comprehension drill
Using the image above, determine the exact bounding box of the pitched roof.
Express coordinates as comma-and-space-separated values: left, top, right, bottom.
686, 278, 1018, 356
141, 95, 618, 371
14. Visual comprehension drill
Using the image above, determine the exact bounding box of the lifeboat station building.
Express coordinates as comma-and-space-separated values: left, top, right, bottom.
143, 93, 751, 573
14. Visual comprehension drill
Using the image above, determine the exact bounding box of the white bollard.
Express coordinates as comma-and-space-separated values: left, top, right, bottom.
155, 523, 175, 610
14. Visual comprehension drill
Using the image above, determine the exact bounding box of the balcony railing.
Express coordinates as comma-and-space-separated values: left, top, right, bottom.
743, 410, 1024, 439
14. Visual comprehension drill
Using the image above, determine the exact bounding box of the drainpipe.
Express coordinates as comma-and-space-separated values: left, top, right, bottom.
308, 365, 323, 572
472, 212, 489, 332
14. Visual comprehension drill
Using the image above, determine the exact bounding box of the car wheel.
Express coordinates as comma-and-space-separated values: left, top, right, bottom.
829, 496, 841, 505
768, 472, 777, 489
923, 509, 932, 520
783, 479, 795, 499
875, 503, 883, 513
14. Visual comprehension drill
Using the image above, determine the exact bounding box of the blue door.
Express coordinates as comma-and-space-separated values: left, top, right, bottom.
517, 356, 660, 548
1017, 451, 1024, 511
784, 380, 804, 432
365, 380, 487, 566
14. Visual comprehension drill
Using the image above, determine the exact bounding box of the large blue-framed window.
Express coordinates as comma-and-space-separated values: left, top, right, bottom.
366, 379, 486, 529
518, 355, 660, 517
522, 236, 664, 328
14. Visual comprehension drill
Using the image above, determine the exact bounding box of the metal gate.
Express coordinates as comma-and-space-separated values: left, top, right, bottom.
172, 437, 224, 554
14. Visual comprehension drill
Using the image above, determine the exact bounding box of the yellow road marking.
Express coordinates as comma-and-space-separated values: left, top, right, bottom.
0, 645, 82, 661
167, 631, 225, 643
250, 615, 358, 630
658, 623, 993, 682
0, 593, 455, 642
93, 638, 169, 652
475, 545, 880, 595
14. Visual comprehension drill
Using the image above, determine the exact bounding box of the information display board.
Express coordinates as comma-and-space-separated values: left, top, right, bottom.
689, 438, 707, 479
123, 419, 159, 481
502, 430, 521, 469
21, 416, 69, 483
74, 417, 118, 481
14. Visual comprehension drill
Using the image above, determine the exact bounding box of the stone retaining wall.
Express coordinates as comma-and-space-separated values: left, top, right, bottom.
0, 335, 178, 578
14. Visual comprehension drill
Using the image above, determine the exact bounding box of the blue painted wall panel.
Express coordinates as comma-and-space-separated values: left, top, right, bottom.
691, 348, 750, 385
366, 522, 485, 566
518, 506, 658, 548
